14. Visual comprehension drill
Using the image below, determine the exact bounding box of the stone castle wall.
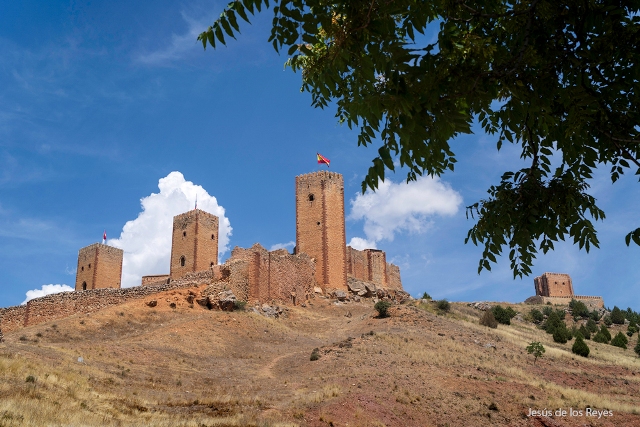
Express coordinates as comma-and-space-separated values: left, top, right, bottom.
525, 295, 605, 309
141, 275, 170, 286
170, 209, 219, 279
296, 171, 346, 291
345, 246, 402, 290
75, 244, 123, 291
0, 272, 214, 334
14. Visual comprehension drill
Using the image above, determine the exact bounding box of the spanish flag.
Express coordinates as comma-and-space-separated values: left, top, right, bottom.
317, 152, 330, 167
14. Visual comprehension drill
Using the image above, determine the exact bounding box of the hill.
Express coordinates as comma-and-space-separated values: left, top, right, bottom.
1, 287, 639, 426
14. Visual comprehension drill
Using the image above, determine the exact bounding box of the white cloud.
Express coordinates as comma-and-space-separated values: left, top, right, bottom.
347, 237, 377, 250
22, 284, 73, 305
270, 241, 295, 251
108, 171, 232, 288
348, 176, 463, 243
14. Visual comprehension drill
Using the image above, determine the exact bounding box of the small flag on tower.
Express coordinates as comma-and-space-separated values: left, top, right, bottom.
317, 152, 330, 167
102, 230, 107, 244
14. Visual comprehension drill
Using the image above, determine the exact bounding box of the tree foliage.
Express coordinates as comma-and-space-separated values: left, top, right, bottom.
572, 335, 590, 357
526, 342, 545, 364
200, 0, 640, 277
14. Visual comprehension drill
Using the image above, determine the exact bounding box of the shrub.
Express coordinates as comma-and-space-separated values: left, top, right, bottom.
480, 310, 498, 329
529, 309, 544, 324
526, 342, 545, 364
492, 305, 516, 325
611, 332, 628, 349
542, 306, 554, 317
310, 348, 321, 361
610, 306, 626, 325
593, 331, 609, 343
635, 340, 640, 357
603, 315, 612, 326
544, 311, 564, 334
589, 310, 601, 321
421, 292, 431, 300
233, 300, 247, 311
553, 327, 570, 344
25, 375, 36, 383
436, 299, 450, 312
586, 318, 598, 333
374, 300, 392, 318
626, 325, 637, 337
600, 325, 612, 342
578, 325, 591, 340
569, 299, 590, 319
572, 336, 590, 357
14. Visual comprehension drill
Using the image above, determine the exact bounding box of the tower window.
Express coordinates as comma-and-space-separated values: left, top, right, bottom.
183, 231, 187, 237
317, 221, 321, 226
81, 266, 84, 272
308, 194, 315, 202
211, 234, 215, 240
88, 263, 91, 269
82, 282, 87, 291
180, 256, 186, 267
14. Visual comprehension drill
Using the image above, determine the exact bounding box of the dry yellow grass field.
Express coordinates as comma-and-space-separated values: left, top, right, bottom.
1, 288, 639, 426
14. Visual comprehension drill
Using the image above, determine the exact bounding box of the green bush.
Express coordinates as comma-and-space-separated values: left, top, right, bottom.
611, 332, 628, 349
586, 318, 598, 333
569, 299, 590, 319
479, 310, 498, 329
529, 309, 544, 324
544, 311, 564, 334
553, 326, 570, 344
600, 325, 612, 341
233, 300, 247, 311
626, 325, 637, 337
542, 306, 554, 317
610, 306, 626, 325
603, 315, 613, 326
526, 342, 545, 364
25, 375, 36, 383
593, 331, 609, 343
635, 340, 640, 357
436, 299, 451, 312
374, 300, 392, 318
421, 292, 431, 300
589, 310, 601, 321
492, 305, 516, 325
578, 325, 591, 340
572, 336, 590, 357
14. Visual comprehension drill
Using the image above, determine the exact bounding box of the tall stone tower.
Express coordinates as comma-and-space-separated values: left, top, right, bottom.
534, 272, 575, 297
295, 171, 347, 290
75, 243, 123, 291
170, 209, 219, 279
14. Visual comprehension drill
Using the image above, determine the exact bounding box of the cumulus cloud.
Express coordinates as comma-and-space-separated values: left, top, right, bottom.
347, 237, 377, 250
22, 284, 73, 305
348, 176, 463, 244
270, 241, 295, 252
108, 171, 232, 288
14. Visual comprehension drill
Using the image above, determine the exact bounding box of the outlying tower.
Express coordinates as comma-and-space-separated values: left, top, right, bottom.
75, 243, 123, 291
295, 171, 347, 290
170, 209, 219, 279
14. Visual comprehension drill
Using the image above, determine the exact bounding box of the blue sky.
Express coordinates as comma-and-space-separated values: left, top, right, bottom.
1, 1, 639, 309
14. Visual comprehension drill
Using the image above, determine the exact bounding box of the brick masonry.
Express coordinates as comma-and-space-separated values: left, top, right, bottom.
345, 246, 402, 290
534, 272, 575, 297
75, 244, 123, 291
295, 171, 347, 291
170, 209, 219, 279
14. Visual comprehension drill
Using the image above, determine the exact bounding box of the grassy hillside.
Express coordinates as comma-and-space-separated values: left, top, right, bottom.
1, 287, 639, 426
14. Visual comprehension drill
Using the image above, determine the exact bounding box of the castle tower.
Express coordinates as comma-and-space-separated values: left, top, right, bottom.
75, 243, 123, 291
170, 209, 219, 279
295, 171, 347, 290
534, 272, 574, 297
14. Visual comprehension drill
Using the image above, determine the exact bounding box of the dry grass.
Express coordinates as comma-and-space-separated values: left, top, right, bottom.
1, 293, 639, 426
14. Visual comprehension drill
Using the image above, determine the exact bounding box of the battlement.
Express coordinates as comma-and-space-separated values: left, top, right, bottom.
295, 170, 344, 183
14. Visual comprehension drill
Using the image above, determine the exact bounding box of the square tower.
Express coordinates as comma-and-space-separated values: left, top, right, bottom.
534, 272, 575, 297
295, 171, 347, 290
170, 209, 219, 279
75, 243, 123, 291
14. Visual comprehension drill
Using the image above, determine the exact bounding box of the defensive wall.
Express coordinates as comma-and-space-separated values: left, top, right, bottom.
141, 275, 170, 286
345, 246, 402, 290
0, 271, 213, 334
525, 295, 605, 309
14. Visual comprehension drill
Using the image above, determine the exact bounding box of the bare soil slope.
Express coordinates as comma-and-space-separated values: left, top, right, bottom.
1, 286, 639, 427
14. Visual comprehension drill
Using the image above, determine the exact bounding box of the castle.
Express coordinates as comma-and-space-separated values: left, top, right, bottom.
77, 171, 402, 303
525, 272, 604, 309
